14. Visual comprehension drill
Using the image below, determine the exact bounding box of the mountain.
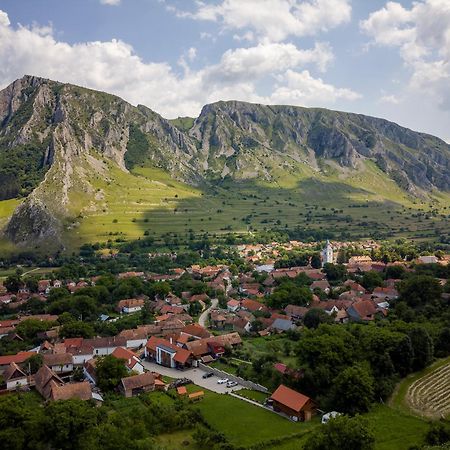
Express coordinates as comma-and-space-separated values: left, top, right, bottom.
0, 75, 449, 251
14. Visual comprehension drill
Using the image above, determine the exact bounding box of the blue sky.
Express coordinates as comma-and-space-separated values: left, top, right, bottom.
1, 0, 449, 141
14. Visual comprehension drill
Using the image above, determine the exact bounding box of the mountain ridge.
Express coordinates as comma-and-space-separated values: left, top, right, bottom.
0, 75, 449, 250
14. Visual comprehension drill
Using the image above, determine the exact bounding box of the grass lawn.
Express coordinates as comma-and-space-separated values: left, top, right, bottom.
155, 430, 198, 450
366, 405, 429, 450
193, 390, 317, 447
235, 388, 269, 403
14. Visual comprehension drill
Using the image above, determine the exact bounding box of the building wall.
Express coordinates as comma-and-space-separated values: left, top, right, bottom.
6, 377, 28, 390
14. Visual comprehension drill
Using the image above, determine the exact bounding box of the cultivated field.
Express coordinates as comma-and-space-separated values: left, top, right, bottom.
406, 360, 450, 419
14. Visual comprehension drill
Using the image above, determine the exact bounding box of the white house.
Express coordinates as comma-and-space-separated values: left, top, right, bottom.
118, 328, 148, 349
3, 362, 28, 390
43, 353, 74, 373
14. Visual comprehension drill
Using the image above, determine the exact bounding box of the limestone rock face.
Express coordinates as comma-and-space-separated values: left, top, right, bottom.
0, 76, 449, 246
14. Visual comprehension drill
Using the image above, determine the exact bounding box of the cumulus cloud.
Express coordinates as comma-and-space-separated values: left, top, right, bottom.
0, 9, 359, 118
379, 94, 401, 105
175, 0, 352, 42
361, 0, 450, 109
267, 69, 361, 105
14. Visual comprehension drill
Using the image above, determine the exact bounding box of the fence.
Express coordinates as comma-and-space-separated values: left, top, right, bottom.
198, 362, 269, 393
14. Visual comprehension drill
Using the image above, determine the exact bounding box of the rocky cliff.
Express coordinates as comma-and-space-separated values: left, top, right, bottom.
0, 76, 449, 247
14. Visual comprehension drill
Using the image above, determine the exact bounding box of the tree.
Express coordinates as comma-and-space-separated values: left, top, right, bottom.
304, 308, 333, 329
426, 422, 450, 446
409, 327, 434, 370
60, 321, 95, 339
95, 355, 128, 392
44, 400, 99, 450
24, 354, 43, 374
304, 415, 375, 450
361, 271, 384, 291
329, 364, 375, 415
15, 319, 54, 343
398, 275, 442, 307
311, 253, 322, 269
4, 274, 22, 293
323, 264, 347, 284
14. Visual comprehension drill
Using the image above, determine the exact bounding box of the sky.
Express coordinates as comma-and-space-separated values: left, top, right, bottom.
0, 0, 449, 141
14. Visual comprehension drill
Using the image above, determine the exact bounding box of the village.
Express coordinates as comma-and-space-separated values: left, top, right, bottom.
0, 238, 449, 449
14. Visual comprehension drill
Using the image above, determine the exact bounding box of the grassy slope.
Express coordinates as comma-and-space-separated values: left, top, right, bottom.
1, 158, 449, 252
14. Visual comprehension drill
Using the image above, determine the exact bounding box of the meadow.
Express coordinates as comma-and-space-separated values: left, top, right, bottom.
0, 158, 449, 253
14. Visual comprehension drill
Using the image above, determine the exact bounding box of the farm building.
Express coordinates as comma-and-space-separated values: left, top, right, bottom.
270, 384, 317, 421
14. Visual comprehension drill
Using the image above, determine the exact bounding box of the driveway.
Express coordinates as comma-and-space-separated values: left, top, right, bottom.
142, 360, 242, 394
198, 298, 218, 327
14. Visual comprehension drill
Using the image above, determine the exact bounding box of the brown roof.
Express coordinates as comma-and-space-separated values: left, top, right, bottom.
350, 300, 377, 319
51, 381, 92, 401
119, 328, 148, 340
34, 365, 64, 399
3, 362, 27, 382
181, 324, 211, 339
270, 384, 311, 412
43, 353, 73, 366
240, 299, 268, 312
189, 390, 204, 399
177, 386, 187, 395
121, 372, 155, 391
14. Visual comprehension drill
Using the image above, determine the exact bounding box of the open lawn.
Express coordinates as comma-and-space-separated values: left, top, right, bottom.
193, 390, 317, 447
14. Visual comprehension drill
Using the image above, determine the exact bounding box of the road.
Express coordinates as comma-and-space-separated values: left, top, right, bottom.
142, 360, 242, 394
198, 298, 218, 327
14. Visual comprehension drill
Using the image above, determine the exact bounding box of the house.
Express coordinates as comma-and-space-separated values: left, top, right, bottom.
117, 298, 145, 314
85, 336, 127, 356
227, 299, 240, 312
310, 280, 331, 294
180, 324, 211, 340
50, 381, 93, 401
43, 353, 74, 374
120, 372, 156, 398
240, 299, 268, 313
111, 347, 145, 374
344, 280, 366, 295
270, 384, 317, 421
417, 255, 439, 264
118, 328, 148, 349
145, 337, 193, 369
284, 305, 309, 322
35, 365, 93, 401
347, 300, 377, 322
270, 318, 296, 333
372, 286, 399, 301
3, 362, 28, 390
348, 255, 372, 265
0, 351, 36, 372
177, 386, 187, 396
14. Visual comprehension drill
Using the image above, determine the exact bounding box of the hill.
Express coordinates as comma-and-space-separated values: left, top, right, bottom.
0, 75, 449, 253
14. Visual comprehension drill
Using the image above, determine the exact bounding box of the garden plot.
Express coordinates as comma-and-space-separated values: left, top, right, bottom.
406, 361, 450, 419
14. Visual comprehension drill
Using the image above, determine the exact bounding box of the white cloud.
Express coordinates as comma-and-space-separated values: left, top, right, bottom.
187, 47, 197, 61
380, 94, 401, 105
176, 0, 352, 42
267, 69, 361, 106
100, 0, 121, 5
0, 10, 359, 118
361, 0, 450, 110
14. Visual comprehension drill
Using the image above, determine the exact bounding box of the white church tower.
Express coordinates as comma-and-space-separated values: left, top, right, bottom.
321, 240, 334, 266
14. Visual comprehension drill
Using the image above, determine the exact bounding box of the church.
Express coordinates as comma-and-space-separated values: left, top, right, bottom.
321, 240, 334, 266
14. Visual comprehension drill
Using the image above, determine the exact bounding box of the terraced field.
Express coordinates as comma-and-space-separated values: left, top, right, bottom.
406, 360, 450, 419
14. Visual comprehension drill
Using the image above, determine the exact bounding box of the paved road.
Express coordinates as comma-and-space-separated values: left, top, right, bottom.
142, 360, 242, 394
198, 298, 218, 327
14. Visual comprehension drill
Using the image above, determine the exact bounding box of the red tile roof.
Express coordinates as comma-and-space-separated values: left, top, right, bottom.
270, 384, 311, 412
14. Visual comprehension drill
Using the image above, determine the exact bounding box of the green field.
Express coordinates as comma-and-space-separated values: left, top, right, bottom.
1, 158, 449, 252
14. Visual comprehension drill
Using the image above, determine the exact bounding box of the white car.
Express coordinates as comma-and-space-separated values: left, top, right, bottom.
226, 381, 238, 388
217, 378, 229, 384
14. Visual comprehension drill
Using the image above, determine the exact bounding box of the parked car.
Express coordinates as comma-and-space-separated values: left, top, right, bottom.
202, 372, 214, 379
226, 381, 238, 388
217, 378, 229, 384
